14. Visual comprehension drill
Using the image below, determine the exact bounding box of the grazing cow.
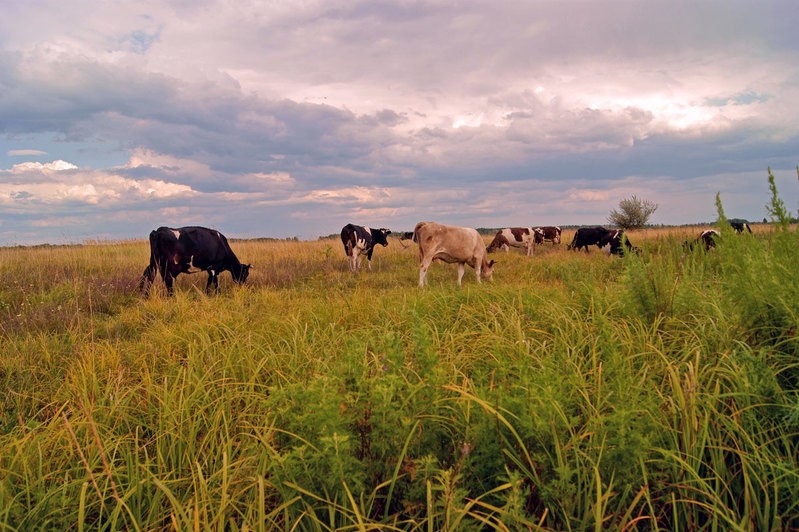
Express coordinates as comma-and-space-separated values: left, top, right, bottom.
413, 221, 495, 287
139, 226, 251, 295
598, 229, 639, 256
535, 226, 562, 244
340, 223, 391, 272
568, 226, 614, 252
729, 220, 752, 233
685, 229, 719, 251
486, 227, 542, 256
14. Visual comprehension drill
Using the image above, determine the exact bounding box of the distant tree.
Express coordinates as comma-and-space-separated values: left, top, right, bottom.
608, 195, 658, 229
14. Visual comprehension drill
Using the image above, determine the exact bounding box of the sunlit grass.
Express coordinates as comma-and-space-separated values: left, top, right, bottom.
1, 197, 798, 529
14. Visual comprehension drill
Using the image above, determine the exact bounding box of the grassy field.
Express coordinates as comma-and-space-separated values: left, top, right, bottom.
2, 199, 798, 529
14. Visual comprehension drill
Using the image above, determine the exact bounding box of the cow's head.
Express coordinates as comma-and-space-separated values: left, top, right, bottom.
233, 263, 251, 284
374, 228, 391, 246
482, 259, 496, 280
534, 228, 545, 244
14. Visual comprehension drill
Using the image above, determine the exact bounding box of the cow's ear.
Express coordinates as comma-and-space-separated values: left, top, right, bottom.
488, 260, 496, 266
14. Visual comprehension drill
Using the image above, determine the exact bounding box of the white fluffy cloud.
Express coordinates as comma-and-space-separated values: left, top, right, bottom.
0, 159, 195, 207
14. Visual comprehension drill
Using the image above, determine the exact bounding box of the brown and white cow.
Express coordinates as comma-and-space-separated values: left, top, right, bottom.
413, 221, 495, 287
486, 227, 542, 256
535, 226, 562, 244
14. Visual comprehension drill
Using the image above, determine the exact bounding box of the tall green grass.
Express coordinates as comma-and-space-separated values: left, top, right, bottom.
1, 171, 798, 529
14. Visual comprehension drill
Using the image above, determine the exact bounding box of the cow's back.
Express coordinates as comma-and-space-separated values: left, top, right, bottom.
415, 221, 484, 262
178, 226, 230, 262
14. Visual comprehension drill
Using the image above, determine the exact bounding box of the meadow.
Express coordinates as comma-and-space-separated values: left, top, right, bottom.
1, 186, 798, 530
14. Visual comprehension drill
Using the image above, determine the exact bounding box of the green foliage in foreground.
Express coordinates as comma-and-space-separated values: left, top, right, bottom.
2, 175, 799, 530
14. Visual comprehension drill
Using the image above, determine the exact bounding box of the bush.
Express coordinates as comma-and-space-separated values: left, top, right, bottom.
608, 195, 658, 229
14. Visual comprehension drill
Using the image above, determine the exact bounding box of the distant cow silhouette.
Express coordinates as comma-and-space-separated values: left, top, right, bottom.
729, 220, 752, 233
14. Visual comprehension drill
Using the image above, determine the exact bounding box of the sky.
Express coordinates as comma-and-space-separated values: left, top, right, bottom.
1, 0, 798, 245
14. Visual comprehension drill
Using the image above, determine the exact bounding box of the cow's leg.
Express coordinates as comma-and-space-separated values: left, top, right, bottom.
419, 258, 432, 287
367, 249, 374, 271
457, 263, 465, 286
139, 264, 157, 294
157, 259, 175, 295
205, 271, 216, 294
164, 272, 175, 296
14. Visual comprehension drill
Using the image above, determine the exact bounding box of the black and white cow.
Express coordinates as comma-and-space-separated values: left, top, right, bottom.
598, 229, 639, 256
139, 226, 251, 295
340, 223, 391, 272
569, 226, 638, 255
535, 226, 562, 244
729, 220, 752, 233
685, 229, 719, 251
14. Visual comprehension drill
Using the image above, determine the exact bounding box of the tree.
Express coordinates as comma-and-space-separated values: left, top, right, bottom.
608, 195, 658, 229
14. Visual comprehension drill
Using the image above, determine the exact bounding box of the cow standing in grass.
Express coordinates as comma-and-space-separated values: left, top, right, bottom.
568, 226, 613, 252
730, 221, 752, 233
685, 229, 719, 251
536, 226, 562, 244
340, 224, 391, 272
139, 226, 250, 295
598, 229, 639, 256
486, 227, 542, 256
413, 221, 495, 287
569, 226, 638, 255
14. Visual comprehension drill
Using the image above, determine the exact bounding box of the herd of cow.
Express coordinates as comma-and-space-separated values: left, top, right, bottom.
139, 220, 752, 294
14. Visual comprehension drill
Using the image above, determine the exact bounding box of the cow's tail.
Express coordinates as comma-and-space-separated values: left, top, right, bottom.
138, 230, 159, 293
567, 231, 578, 250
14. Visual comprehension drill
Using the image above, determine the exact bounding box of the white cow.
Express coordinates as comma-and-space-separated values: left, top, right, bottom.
413, 221, 495, 287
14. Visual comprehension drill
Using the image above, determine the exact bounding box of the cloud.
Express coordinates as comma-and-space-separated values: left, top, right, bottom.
10, 160, 77, 172
7, 149, 47, 157
0, 159, 195, 207
0, 0, 798, 244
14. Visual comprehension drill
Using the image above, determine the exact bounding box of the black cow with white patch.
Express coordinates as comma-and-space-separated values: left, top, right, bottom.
598, 229, 639, 256
139, 226, 251, 295
340, 223, 391, 272
568, 226, 613, 252
685, 229, 719, 251
569, 226, 638, 255
729, 220, 752, 233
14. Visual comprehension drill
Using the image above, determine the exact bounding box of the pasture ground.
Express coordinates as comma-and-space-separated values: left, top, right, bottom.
1, 221, 798, 530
